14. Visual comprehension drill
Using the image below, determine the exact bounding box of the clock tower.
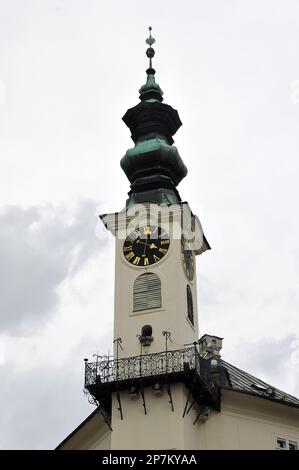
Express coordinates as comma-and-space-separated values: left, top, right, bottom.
84, 28, 219, 450
57, 29, 299, 452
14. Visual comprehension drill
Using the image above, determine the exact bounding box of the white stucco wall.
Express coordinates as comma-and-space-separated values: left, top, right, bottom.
58, 412, 111, 450
197, 389, 299, 450
59, 388, 299, 450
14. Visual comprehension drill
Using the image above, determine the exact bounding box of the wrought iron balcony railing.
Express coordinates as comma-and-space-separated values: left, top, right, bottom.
85, 346, 204, 388
84, 346, 220, 426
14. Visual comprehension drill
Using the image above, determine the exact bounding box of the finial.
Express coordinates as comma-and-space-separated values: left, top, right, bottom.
139, 27, 164, 102
145, 26, 155, 71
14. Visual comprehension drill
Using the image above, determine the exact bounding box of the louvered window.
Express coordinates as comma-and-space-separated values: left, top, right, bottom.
187, 285, 194, 325
133, 273, 161, 312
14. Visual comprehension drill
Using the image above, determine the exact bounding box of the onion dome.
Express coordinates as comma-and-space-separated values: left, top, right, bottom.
121, 28, 188, 207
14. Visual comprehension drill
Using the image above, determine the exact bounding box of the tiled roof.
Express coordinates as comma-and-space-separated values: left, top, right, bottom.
221, 359, 299, 409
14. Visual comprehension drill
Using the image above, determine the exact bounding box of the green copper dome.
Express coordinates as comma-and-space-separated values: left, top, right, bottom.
139, 69, 164, 103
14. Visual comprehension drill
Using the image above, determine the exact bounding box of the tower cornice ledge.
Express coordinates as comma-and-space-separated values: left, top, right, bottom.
100, 202, 210, 255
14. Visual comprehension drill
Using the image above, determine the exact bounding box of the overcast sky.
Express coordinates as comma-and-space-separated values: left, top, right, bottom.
0, 0, 299, 449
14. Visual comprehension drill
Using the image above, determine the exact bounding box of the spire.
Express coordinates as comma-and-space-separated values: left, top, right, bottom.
121, 28, 187, 207
139, 27, 164, 102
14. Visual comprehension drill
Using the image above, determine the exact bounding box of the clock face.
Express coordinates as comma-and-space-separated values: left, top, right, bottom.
181, 235, 195, 281
123, 225, 170, 267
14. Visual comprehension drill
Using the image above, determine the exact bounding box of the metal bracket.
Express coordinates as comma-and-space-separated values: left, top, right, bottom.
116, 391, 123, 420
140, 384, 147, 415
193, 405, 205, 425
98, 407, 112, 431
186, 399, 196, 415
182, 391, 191, 418
166, 383, 174, 412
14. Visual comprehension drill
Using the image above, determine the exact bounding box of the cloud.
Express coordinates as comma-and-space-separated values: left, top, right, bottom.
0, 331, 112, 450
0, 200, 106, 334
0, 199, 113, 449
226, 335, 299, 398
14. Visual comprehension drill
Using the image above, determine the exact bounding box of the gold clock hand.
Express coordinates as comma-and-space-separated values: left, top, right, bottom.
137, 240, 158, 249
137, 240, 152, 247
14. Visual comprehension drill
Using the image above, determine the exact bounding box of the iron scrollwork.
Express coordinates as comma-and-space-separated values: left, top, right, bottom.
84, 346, 200, 388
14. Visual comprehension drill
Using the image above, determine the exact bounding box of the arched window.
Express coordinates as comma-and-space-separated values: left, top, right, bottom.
133, 273, 161, 312
187, 285, 194, 326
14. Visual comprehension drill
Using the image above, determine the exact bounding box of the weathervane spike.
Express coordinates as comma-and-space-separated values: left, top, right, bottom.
145, 26, 155, 69
138, 26, 163, 102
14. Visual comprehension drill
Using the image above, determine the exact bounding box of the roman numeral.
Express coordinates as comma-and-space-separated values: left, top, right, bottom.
133, 256, 141, 265
126, 252, 134, 261
123, 245, 132, 252
143, 257, 149, 266
160, 240, 170, 245
153, 255, 160, 262
159, 248, 168, 254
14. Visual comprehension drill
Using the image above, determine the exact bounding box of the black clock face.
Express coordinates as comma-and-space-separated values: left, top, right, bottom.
123, 225, 170, 267
181, 235, 195, 281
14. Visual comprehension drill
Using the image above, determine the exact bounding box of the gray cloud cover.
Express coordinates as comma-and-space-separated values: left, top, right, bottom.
0, 200, 112, 449
0, 332, 112, 450
228, 335, 299, 397
0, 200, 105, 333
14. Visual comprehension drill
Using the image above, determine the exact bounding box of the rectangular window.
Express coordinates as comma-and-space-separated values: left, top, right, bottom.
276, 437, 298, 450
276, 437, 287, 449
289, 440, 298, 451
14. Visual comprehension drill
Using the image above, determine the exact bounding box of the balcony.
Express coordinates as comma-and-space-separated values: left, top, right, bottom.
84, 346, 220, 424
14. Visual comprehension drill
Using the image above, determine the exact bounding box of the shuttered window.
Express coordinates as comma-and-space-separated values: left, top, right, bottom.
133, 273, 161, 312
187, 285, 194, 325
